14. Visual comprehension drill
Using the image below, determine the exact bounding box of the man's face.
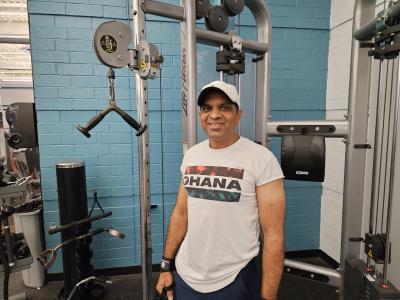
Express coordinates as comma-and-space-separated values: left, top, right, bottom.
199, 93, 242, 144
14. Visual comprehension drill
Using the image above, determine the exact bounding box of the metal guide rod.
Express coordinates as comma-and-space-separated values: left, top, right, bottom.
374, 61, 389, 234
141, 0, 184, 21
133, 0, 152, 299
244, 0, 271, 145
195, 28, 270, 53
341, 0, 375, 295
353, 0, 400, 41
377, 61, 392, 235
181, 0, 197, 149
284, 259, 341, 288
366, 60, 384, 270
383, 57, 399, 285
266, 120, 349, 138
369, 61, 383, 240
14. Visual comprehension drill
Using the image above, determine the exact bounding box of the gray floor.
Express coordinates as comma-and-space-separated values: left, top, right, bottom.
7, 267, 340, 300
8, 271, 158, 300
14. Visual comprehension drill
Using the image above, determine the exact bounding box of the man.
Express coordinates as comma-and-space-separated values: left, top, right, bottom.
156, 81, 286, 300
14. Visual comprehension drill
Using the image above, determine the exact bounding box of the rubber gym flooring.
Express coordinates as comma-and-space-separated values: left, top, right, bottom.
8, 270, 339, 300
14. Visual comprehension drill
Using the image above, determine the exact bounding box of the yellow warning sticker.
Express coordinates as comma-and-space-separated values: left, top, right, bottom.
368, 249, 373, 257
140, 59, 147, 69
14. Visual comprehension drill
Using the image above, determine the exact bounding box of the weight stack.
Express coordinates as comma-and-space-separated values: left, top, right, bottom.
56, 161, 92, 300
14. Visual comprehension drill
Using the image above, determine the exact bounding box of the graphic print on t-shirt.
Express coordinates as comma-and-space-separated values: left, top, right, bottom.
183, 166, 244, 202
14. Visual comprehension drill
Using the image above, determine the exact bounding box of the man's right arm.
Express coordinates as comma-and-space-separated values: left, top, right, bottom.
163, 183, 188, 258
156, 183, 188, 299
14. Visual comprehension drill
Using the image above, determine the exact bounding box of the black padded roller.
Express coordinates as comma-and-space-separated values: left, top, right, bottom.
281, 135, 326, 182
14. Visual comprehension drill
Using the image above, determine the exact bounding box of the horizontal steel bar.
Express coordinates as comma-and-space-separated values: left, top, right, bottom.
0, 35, 29, 44
195, 28, 270, 53
266, 120, 349, 138
354, 1, 400, 40
141, 0, 184, 21
284, 259, 341, 288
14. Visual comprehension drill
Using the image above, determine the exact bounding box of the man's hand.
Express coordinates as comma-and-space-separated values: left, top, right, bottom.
156, 272, 174, 300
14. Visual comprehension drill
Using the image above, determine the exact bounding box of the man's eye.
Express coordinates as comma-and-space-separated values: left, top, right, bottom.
221, 105, 232, 111
200, 106, 210, 112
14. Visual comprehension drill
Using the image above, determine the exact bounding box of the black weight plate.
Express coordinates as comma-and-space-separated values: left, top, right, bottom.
196, 0, 210, 20
223, 0, 245, 16
205, 5, 229, 33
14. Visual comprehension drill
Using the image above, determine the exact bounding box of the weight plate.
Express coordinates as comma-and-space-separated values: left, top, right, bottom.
93, 21, 132, 68
205, 5, 229, 33
196, 0, 210, 20
223, 0, 245, 17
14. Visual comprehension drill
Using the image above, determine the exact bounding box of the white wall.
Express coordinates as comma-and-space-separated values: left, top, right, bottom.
320, 0, 355, 263
323, 0, 400, 289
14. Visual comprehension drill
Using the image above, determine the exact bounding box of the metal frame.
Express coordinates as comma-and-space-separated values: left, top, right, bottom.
340, 0, 375, 272
349, 0, 400, 292
133, 1, 273, 298
133, 1, 152, 299
132, 0, 400, 299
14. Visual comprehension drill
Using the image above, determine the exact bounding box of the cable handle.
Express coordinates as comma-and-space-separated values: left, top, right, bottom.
114, 106, 147, 136
48, 211, 112, 235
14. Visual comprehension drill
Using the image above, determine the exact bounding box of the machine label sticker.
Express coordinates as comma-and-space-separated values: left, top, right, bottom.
100, 35, 118, 53
140, 58, 148, 69
368, 249, 373, 258
183, 166, 243, 202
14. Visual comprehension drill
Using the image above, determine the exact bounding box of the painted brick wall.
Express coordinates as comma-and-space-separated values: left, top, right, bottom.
262, 0, 330, 251
28, 0, 330, 272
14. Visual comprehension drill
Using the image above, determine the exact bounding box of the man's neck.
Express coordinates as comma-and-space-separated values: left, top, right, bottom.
208, 134, 240, 149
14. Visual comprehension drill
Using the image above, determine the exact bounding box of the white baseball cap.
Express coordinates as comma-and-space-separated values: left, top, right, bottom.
197, 81, 240, 107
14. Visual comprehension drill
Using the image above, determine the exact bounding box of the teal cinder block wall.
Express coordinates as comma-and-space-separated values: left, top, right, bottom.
28, 0, 330, 272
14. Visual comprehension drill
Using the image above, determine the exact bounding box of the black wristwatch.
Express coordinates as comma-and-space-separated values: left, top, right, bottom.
160, 256, 174, 272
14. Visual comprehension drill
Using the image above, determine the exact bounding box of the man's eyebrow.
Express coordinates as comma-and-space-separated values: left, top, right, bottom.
220, 102, 234, 107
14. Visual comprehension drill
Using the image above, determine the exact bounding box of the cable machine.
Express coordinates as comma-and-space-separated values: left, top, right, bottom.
76, 1, 271, 299
75, 0, 400, 300
268, 0, 400, 299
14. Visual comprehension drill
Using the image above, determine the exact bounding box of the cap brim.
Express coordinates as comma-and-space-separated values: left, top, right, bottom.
197, 87, 235, 106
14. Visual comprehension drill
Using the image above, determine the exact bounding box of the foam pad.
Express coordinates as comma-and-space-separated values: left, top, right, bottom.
281, 135, 325, 182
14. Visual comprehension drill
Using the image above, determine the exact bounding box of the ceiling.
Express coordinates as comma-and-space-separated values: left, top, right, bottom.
0, 0, 31, 87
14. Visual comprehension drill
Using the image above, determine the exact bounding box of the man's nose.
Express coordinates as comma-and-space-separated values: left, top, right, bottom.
209, 108, 221, 118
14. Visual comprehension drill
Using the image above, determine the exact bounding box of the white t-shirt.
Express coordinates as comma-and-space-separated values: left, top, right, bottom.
175, 137, 284, 293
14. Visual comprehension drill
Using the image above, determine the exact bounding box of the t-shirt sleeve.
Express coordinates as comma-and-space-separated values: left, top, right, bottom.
255, 151, 284, 186
180, 153, 187, 175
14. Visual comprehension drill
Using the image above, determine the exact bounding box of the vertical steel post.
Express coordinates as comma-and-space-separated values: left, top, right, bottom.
181, 0, 197, 150
341, 0, 376, 296
244, 0, 271, 146
383, 58, 399, 285
132, 1, 152, 299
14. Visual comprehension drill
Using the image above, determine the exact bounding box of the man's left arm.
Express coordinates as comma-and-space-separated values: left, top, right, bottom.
256, 178, 286, 300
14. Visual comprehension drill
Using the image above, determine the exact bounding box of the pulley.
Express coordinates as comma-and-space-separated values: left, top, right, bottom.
205, 5, 229, 33
196, 0, 210, 20
93, 21, 132, 68
136, 41, 164, 79
223, 0, 244, 17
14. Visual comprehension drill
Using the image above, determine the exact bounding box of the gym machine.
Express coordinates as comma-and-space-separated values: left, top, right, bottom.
269, 0, 400, 299
41, 161, 125, 300
0, 200, 42, 300
73, 0, 400, 300
74, 1, 270, 299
